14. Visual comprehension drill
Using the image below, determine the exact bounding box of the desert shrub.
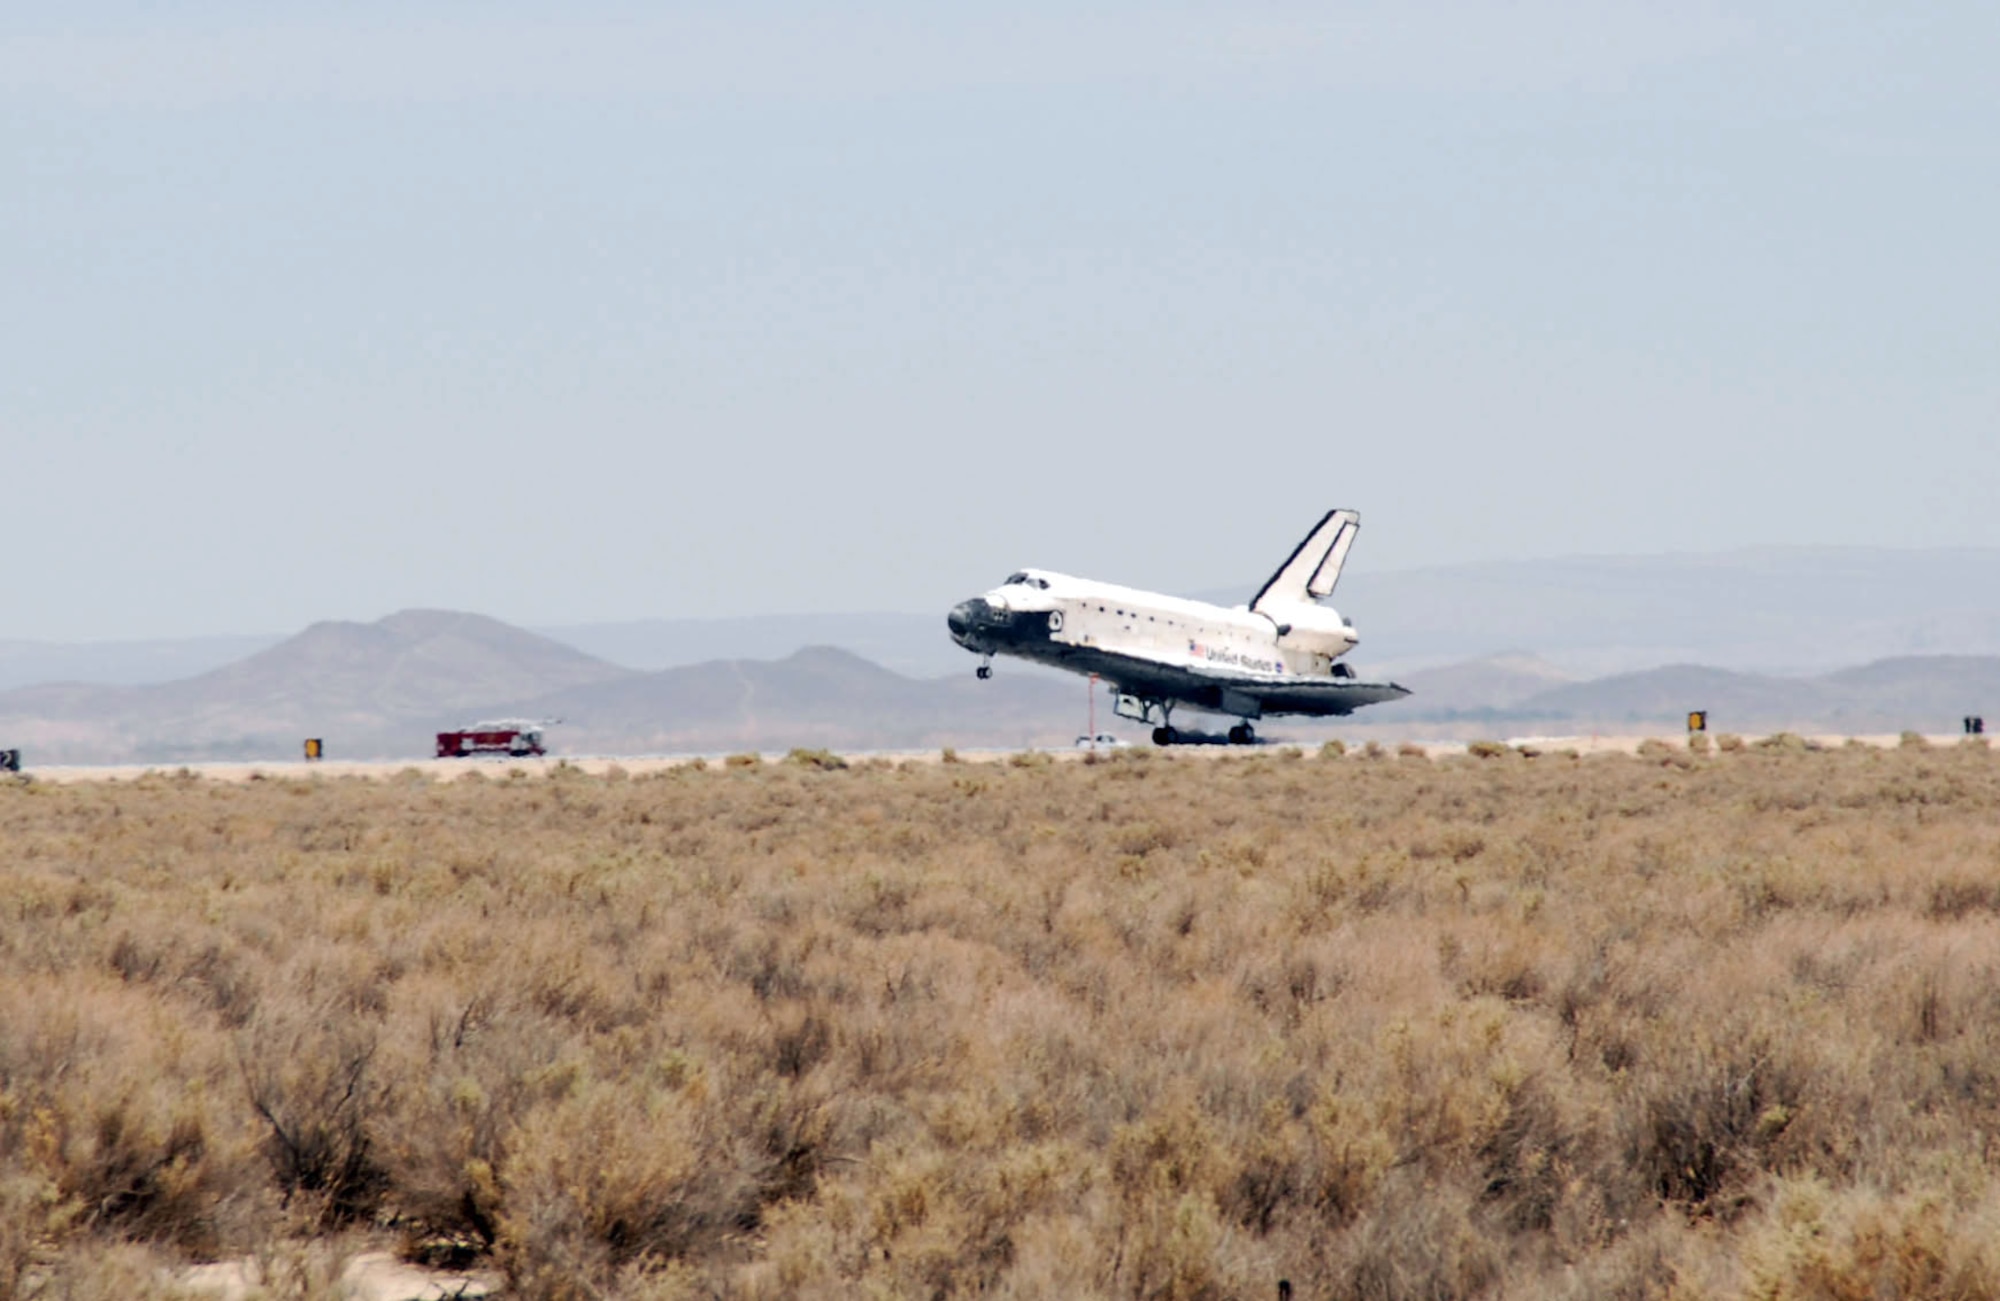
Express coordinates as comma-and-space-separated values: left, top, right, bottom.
1322, 1169, 1503, 1301
1627, 1029, 1809, 1211
494, 1076, 727, 1296
1924, 875, 2000, 921
1899, 730, 1931, 750
239, 1009, 389, 1226
1755, 733, 1809, 753
1108, 1099, 1229, 1300
1718, 733, 1746, 752
1396, 743, 1428, 760
370, 989, 555, 1252
0, 984, 268, 1259
1688, 732, 1712, 755
1008, 750, 1052, 769
784, 748, 848, 772
940, 747, 960, 764
1745, 1181, 2000, 1300
724, 753, 762, 769
1319, 739, 1347, 758
1637, 738, 1698, 770
1466, 740, 1508, 759
58, 1090, 231, 1248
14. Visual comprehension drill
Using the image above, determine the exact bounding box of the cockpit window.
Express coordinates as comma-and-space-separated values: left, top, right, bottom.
1004, 572, 1029, 585
1002, 573, 1051, 589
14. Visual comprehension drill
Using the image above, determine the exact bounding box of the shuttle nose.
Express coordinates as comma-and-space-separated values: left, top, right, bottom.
948, 598, 991, 646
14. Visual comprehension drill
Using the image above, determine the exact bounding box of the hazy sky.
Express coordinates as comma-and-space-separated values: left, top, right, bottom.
6, 3, 1997, 638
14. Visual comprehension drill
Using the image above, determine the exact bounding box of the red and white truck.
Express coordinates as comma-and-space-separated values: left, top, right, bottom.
435, 720, 549, 758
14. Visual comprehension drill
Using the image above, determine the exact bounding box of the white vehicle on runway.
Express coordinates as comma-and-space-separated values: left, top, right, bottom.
948, 509, 1410, 746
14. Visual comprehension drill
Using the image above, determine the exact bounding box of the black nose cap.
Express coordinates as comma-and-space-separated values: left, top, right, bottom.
948, 598, 990, 644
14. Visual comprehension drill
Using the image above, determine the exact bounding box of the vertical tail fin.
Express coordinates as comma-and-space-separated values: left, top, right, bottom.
1250, 509, 1360, 611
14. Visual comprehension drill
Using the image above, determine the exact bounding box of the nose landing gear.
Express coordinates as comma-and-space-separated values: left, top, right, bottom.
975, 655, 993, 681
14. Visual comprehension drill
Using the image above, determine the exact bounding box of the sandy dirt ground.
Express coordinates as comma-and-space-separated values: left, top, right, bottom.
11, 733, 1972, 784
179, 1252, 494, 1301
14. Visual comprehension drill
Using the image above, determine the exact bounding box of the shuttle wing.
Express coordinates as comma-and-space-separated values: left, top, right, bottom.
1250, 509, 1360, 612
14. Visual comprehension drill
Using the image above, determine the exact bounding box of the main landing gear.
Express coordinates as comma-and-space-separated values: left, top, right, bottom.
1118, 695, 1260, 747
975, 654, 993, 681
1149, 721, 1259, 747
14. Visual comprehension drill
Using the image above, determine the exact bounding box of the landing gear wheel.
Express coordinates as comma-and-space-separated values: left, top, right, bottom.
1228, 723, 1255, 746
976, 665, 992, 680
1153, 726, 1177, 747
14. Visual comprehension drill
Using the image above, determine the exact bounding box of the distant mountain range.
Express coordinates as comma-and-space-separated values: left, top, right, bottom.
538, 613, 954, 680
1464, 652, 2000, 736
0, 612, 628, 763
11, 545, 2000, 694
4, 545, 2000, 760
0, 611, 1090, 763
538, 545, 2000, 682
494, 645, 1083, 756
4, 607, 1999, 764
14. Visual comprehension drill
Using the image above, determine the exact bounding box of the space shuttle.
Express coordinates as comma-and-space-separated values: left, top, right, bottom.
947, 509, 1410, 745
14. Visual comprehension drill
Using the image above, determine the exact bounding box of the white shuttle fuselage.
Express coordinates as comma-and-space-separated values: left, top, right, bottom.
947, 510, 1409, 745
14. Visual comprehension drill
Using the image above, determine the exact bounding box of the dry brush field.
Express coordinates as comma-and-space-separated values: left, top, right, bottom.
7, 740, 2000, 1298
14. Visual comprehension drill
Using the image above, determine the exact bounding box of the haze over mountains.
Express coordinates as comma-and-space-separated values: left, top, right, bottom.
1391, 656, 2000, 737
0, 634, 287, 695
16, 546, 2000, 692
5, 547, 2000, 762
1333, 547, 2000, 676
545, 546, 2000, 681
6, 610, 1997, 763
541, 613, 953, 680
0, 612, 630, 763
0, 613, 1088, 763
502, 646, 1081, 756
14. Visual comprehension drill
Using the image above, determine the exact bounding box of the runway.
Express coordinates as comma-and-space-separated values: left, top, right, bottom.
9, 732, 1976, 784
